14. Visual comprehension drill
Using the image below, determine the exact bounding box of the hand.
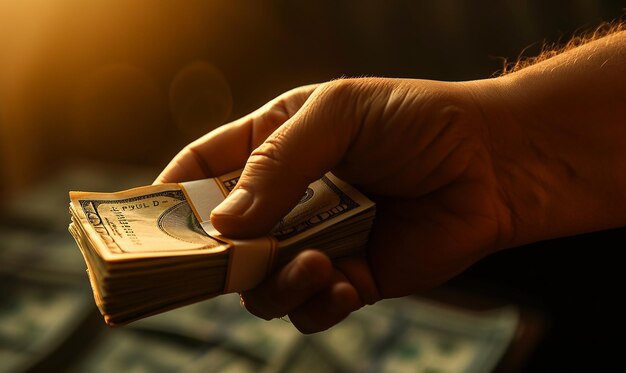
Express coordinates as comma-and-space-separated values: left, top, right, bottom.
157, 77, 514, 332
158, 31, 626, 333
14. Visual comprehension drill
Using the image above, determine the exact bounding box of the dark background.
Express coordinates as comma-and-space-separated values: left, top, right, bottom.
2, 1, 626, 194
2, 1, 625, 371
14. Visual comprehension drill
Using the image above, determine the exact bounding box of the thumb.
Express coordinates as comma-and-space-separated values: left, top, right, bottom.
210, 82, 359, 238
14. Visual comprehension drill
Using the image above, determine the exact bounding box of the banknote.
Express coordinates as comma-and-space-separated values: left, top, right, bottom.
68, 169, 375, 325
131, 294, 519, 373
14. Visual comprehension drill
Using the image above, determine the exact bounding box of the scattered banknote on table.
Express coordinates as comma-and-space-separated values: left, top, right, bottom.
69, 295, 519, 373
68, 169, 375, 326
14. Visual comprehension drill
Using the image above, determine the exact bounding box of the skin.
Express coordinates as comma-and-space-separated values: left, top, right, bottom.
156, 30, 626, 333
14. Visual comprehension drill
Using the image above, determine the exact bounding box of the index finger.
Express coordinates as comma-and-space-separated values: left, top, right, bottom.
155, 118, 255, 183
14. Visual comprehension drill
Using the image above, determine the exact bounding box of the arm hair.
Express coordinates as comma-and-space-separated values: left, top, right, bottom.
500, 18, 625, 75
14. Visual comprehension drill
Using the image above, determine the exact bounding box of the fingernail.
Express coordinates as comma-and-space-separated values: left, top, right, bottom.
212, 188, 254, 217
285, 261, 312, 291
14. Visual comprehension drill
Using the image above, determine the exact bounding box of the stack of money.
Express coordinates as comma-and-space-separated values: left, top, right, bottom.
68, 170, 375, 326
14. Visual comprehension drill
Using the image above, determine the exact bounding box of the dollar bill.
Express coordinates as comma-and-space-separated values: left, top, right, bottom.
68, 170, 375, 325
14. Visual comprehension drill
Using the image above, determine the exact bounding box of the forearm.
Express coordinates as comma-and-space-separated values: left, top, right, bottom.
481, 29, 626, 247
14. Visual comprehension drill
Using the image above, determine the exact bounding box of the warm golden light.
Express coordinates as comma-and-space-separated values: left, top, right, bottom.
0, 1, 249, 194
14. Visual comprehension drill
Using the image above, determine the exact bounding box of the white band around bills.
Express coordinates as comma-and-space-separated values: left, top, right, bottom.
179, 179, 276, 293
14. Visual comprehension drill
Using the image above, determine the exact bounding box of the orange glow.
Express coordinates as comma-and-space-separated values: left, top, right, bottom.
0, 2, 249, 193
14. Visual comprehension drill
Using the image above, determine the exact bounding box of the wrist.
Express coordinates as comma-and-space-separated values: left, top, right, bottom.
474, 31, 626, 247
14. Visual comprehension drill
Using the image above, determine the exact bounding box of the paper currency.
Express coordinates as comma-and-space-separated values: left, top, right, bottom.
68, 169, 375, 325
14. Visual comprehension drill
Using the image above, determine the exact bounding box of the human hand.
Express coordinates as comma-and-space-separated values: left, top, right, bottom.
157, 30, 626, 334
157, 77, 516, 332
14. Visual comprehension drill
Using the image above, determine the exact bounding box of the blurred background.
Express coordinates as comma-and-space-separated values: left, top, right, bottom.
1, 1, 626, 372
2, 0, 626, 195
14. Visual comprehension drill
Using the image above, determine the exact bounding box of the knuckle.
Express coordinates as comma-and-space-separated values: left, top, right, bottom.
249, 135, 285, 167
